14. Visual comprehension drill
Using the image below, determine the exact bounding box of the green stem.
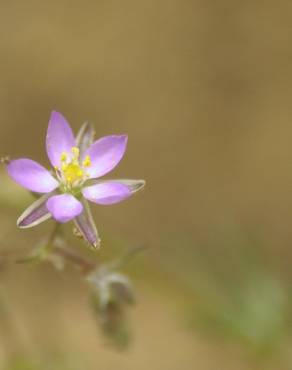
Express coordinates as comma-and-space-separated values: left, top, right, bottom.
109, 244, 148, 270
48, 223, 97, 274
53, 245, 96, 274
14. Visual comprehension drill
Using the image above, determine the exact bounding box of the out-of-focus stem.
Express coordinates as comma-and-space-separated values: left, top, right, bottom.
53, 245, 96, 274
110, 244, 148, 270
48, 223, 97, 274
47, 222, 61, 248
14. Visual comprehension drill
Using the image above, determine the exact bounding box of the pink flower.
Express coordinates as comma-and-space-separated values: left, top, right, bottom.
7, 111, 145, 248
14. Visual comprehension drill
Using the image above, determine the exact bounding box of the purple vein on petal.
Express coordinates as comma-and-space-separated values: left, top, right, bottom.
17, 193, 53, 228
74, 199, 100, 248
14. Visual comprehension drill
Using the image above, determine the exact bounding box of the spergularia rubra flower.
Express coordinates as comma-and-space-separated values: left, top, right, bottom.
7, 111, 145, 248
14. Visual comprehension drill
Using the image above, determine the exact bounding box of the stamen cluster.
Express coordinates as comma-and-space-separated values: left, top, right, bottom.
54, 146, 91, 192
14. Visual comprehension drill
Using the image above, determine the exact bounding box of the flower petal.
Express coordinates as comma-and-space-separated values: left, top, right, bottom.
46, 194, 83, 223
17, 193, 53, 228
74, 199, 100, 248
7, 159, 59, 193
86, 179, 145, 192
82, 181, 133, 205
76, 121, 95, 157
46, 111, 76, 167
84, 135, 128, 178
104, 179, 145, 193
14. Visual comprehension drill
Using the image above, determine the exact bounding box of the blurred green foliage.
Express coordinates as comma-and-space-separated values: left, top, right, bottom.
181, 230, 292, 356
193, 271, 290, 354
5, 355, 85, 370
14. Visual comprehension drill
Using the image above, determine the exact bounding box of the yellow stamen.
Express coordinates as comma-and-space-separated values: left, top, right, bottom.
82, 155, 91, 167
62, 163, 84, 184
71, 147, 80, 158
57, 147, 90, 186
60, 152, 68, 162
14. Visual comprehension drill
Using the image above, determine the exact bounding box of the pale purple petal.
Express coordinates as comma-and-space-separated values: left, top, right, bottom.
84, 135, 128, 178
46, 111, 76, 167
76, 121, 95, 157
17, 193, 53, 228
74, 199, 100, 248
89, 179, 146, 193
46, 194, 83, 223
82, 182, 132, 205
7, 159, 59, 193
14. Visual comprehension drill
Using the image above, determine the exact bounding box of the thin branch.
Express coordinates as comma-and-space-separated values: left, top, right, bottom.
53, 245, 96, 274
47, 222, 61, 247
48, 223, 97, 274
110, 244, 148, 270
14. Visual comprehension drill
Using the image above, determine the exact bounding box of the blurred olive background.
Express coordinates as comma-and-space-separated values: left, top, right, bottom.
0, 0, 291, 369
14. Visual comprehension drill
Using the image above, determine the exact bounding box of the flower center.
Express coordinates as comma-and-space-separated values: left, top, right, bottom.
62, 162, 84, 184
55, 147, 91, 190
